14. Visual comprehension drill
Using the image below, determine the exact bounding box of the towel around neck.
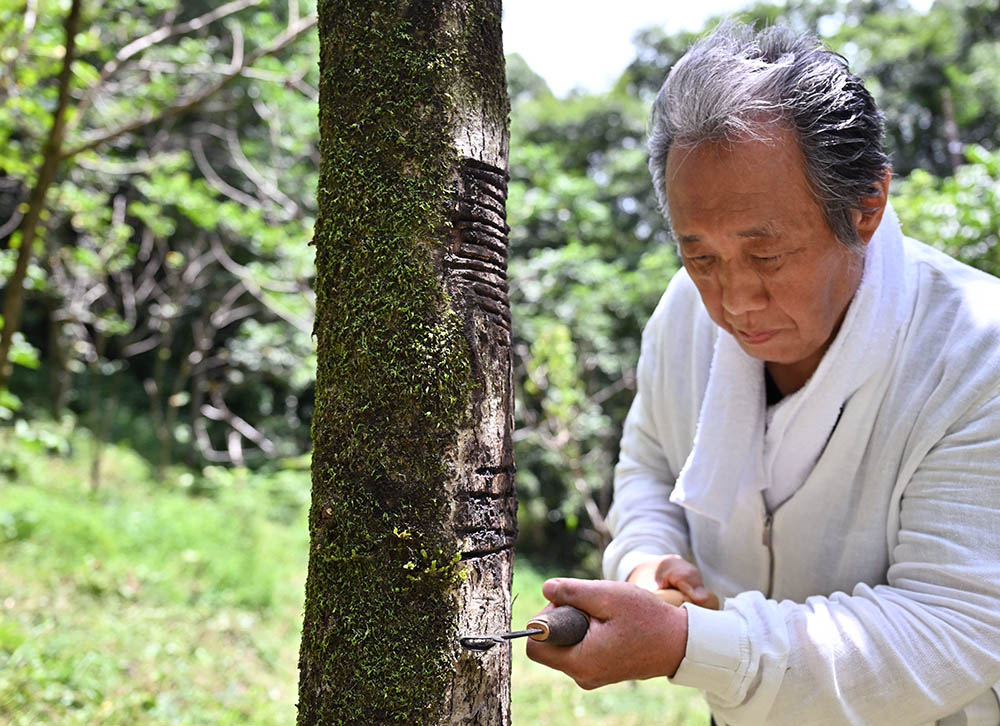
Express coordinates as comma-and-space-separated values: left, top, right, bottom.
669, 204, 908, 523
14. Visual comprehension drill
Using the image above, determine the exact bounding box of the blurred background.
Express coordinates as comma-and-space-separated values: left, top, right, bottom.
0, 0, 997, 723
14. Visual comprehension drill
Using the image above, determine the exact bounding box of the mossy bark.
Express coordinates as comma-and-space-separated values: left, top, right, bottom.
298, 1, 513, 724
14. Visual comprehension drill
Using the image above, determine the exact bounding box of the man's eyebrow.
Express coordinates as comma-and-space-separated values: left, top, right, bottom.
674, 224, 778, 244
736, 222, 779, 239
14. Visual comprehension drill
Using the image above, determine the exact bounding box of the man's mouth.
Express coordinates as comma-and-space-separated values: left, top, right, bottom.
737, 329, 778, 345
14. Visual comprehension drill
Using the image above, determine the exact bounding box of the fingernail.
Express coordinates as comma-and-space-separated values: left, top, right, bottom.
695, 587, 708, 599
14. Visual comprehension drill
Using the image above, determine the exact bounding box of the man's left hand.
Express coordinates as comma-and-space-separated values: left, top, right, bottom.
524, 577, 688, 689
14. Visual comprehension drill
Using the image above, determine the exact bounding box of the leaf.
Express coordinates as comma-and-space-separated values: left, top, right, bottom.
9, 333, 41, 370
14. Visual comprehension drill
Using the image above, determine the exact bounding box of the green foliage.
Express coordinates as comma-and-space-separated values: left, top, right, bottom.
1, 0, 320, 468
511, 241, 677, 568
1, 420, 308, 609
0, 387, 20, 421
505, 50, 682, 568
894, 145, 1000, 275
7, 332, 39, 370
824, 0, 999, 176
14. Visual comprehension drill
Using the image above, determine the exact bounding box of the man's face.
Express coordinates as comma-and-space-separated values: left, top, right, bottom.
664, 126, 868, 390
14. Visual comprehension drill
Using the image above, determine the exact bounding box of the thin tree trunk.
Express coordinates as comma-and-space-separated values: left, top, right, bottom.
0, 0, 82, 388
941, 86, 964, 172
46, 303, 70, 416
88, 333, 107, 493
297, 1, 513, 724
149, 333, 175, 477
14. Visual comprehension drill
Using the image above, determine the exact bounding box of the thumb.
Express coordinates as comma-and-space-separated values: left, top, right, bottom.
541, 577, 621, 620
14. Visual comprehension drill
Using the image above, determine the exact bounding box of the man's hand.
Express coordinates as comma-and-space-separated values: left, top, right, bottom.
524, 578, 688, 689
627, 554, 720, 610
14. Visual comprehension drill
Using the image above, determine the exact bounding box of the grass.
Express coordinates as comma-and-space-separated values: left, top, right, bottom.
0, 420, 707, 725
0, 423, 306, 726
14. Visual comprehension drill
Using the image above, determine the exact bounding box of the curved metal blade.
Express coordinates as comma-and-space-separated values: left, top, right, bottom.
459, 628, 544, 652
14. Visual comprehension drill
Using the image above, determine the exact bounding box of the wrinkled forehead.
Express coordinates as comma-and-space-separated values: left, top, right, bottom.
664, 127, 810, 202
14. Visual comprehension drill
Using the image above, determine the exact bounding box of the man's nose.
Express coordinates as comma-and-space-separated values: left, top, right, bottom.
720, 263, 768, 316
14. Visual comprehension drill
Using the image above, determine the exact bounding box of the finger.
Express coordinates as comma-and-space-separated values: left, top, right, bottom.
701, 591, 721, 610
626, 561, 658, 590
653, 588, 688, 607
676, 579, 711, 604
655, 560, 708, 602
525, 634, 577, 672
654, 585, 720, 609
525, 635, 608, 691
662, 571, 708, 604
654, 557, 701, 587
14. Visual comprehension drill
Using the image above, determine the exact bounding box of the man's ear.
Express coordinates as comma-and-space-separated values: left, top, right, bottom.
853, 169, 892, 244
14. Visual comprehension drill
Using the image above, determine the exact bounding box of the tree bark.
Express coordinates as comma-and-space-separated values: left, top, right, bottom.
297, 1, 512, 724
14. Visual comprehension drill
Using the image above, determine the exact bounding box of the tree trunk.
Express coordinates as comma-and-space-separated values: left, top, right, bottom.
297, 1, 513, 725
0, 0, 82, 388
941, 86, 964, 172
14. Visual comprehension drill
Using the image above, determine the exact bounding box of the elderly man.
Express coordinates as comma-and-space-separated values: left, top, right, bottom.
526, 22, 1000, 726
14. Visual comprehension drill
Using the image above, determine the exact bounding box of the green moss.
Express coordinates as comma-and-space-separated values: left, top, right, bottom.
298, 1, 506, 725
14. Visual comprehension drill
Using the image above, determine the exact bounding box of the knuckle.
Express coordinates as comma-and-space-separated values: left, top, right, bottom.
657, 555, 685, 572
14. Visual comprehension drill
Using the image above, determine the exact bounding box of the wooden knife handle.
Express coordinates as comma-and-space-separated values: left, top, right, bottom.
526, 605, 589, 646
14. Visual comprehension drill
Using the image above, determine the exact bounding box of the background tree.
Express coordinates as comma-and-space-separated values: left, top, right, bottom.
297, 0, 514, 723
0, 0, 319, 476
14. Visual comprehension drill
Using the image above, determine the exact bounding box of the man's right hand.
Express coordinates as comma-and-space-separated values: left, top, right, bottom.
626, 555, 720, 610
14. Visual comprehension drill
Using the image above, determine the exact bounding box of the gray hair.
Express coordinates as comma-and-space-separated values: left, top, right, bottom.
648, 21, 890, 248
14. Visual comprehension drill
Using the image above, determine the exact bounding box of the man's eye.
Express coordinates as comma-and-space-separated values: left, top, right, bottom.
685, 255, 714, 267
752, 255, 782, 267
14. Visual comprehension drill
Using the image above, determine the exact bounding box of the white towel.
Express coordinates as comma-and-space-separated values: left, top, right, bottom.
669, 205, 907, 522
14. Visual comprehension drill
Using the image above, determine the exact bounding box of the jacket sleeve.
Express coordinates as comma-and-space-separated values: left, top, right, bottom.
602, 285, 694, 582
671, 387, 1000, 725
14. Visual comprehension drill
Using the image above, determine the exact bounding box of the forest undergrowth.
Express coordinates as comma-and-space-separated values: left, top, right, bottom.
0, 420, 707, 725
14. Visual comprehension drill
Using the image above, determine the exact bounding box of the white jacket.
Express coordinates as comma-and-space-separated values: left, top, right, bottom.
603, 216, 1000, 725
